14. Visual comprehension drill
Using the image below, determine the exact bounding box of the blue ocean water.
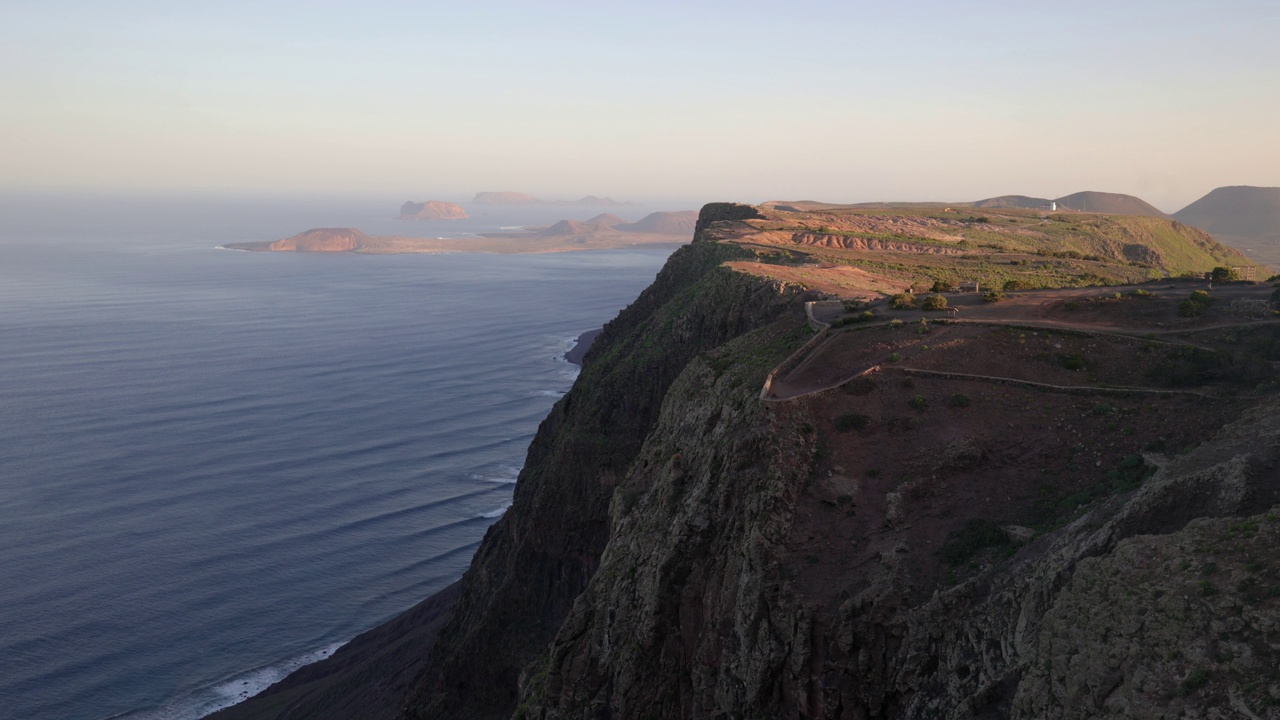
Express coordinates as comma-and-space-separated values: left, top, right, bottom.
0, 195, 678, 720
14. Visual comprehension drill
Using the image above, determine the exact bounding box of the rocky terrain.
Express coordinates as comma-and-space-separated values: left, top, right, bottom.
214, 202, 1280, 720
398, 201, 468, 220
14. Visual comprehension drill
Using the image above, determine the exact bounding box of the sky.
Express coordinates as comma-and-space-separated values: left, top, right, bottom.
2, 0, 1277, 211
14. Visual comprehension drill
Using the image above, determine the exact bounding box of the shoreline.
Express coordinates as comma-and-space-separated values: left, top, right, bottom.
564, 328, 602, 366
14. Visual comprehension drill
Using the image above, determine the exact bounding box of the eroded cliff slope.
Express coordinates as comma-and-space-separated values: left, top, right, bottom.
218, 201, 1280, 720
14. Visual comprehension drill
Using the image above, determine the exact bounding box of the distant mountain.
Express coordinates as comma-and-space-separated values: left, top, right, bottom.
616, 211, 698, 235
970, 192, 1165, 216
535, 219, 594, 237
1054, 191, 1166, 217
473, 191, 541, 205
584, 213, 626, 230
1174, 186, 1280, 239
1173, 186, 1280, 266
266, 228, 371, 252
972, 195, 1053, 210
471, 192, 627, 207
573, 196, 625, 207
398, 200, 468, 220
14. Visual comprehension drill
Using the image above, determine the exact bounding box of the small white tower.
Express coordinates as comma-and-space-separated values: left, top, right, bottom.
1050, 201, 1057, 211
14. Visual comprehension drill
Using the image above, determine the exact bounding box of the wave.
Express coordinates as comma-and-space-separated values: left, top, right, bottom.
479, 502, 512, 519
108, 642, 345, 720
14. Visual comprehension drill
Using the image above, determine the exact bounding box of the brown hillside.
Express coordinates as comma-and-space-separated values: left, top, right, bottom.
536, 219, 593, 237
398, 201, 468, 220
972, 194, 1052, 209
584, 213, 625, 230
617, 210, 698, 235
1173, 186, 1280, 239
267, 228, 371, 252
1055, 191, 1166, 217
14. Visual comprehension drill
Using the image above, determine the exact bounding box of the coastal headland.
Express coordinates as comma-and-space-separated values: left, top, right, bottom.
223, 211, 699, 255
214, 200, 1280, 720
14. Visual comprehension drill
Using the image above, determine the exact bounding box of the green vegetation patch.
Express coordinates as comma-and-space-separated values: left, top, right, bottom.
940, 519, 1011, 566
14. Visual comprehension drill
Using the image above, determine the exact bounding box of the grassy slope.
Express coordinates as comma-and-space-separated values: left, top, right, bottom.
740, 206, 1261, 293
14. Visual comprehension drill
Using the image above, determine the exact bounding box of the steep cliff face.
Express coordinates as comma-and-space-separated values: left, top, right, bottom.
218, 200, 1280, 720
400, 204, 820, 719
513, 326, 1280, 719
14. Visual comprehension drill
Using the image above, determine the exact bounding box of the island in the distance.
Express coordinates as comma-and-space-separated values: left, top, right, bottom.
222, 211, 699, 254
472, 191, 627, 206
398, 200, 468, 220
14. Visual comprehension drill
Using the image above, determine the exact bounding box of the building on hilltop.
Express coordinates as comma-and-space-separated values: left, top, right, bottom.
958, 281, 980, 293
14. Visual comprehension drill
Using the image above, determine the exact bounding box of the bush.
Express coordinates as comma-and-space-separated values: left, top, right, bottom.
887, 352, 903, 362
908, 394, 929, 411
835, 413, 870, 432
947, 393, 972, 408
921, 294, 949, 311
1211, 266, 1239, 282
1128, 288, 1153, 298
931, 279, 953, 293
1189, 290, 1212, 305
982, 290, 1003, 303
1178, 300, 1203, 317
1061, 353, 1087, 371
842, 299, 864, 312
832, 311, 877, 328
1003, 279, 1025, 292
891, 292, 916, 310
940, 519, 1009, 565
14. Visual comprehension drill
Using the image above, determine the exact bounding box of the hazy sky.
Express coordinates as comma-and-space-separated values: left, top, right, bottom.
2, 1, 1277, 210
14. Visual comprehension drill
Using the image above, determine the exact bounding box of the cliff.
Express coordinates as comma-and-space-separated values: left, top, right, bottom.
216, 201, 1280, 720
266, 228, 372, 252
399, 201, 468, 220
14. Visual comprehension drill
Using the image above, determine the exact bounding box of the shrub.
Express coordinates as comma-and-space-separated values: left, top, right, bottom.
1211, 266, 1239, 282
921, 294, 949, 311
1003, 279, 1025, 292
891, 292, 916, 310
842, 299, 864, 312
832, 311, 876, 328
1178, 299, 1206, 318
982, 290, 1003, 303
940, 519, 1009, 565
931, 279, 953, 293
1189, 290, 1212, 305
1181, 669, 1209, 694
947, 393, 972, 408
1061, 353, 1087, 371
1128, 288, 1152, 298
908, 394, 928, 411
835, 413, 870, 432
887, 352, 903, 362
843, 377, 877, 395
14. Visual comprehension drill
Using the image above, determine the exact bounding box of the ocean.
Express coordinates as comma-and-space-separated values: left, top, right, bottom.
0, 194, 679, 720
